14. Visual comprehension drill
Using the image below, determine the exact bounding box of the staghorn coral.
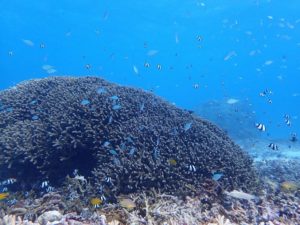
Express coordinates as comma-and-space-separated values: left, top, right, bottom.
0, 76, 258, 198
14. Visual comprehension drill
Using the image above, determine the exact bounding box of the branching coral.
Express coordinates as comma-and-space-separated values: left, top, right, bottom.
0, 76, 258, 198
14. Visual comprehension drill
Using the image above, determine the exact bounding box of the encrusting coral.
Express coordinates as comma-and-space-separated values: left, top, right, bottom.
0, 76, 258, 199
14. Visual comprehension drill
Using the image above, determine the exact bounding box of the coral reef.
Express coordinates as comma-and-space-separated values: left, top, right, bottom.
2, 157, 300, 225
0, 76, 258, 199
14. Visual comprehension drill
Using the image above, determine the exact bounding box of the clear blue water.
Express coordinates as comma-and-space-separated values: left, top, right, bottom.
0, 0, 299, 139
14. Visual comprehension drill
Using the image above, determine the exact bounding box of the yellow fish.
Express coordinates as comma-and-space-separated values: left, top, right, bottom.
118, 197, 136, 211
168, 159, 177, 166
0, 192, 9, 201
90, 197, 102, 208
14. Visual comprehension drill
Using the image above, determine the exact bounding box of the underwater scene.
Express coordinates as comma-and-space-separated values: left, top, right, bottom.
0, 0, 300, 224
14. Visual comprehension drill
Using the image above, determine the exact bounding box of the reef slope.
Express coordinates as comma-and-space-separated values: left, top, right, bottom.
0, 76, 258, 196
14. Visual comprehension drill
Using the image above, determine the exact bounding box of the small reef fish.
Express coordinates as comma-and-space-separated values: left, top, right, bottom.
284, 114, 291, 126
133, 65, 139, 75
42, 65, 57, 74
224, 51, 237, 61
226, 98, 239, 105
225, 190, 258, 201
0, 192, 9, 201
264, 60, 273, 66
41, 180, 49, 188
197, 35, 203, 41
259, 89, 272, 97
46, 186, 54, 192
153, 147, 160, 160
103, 141, 110, 147
147, 50, 159, 56
104, 176, 112, 183
255, 123, 266, 132
118, 197, 136, 211
139, 103, 145, 112
128, 147, 136, 156
90, 197, 102, 208
40, 43, 45, 48
110, 95, 119, 101
100, 194, 106, 201
73, 169, 79, 176
97, 87, 107, 94
188, 164, 196, 172
112, 104, 122, 110
193, 83, 200, 89
81, 99, 90, 106
109, 149, 118, 155
157, 64, 162, 70
1, 187, 8, 192
290, 133, 297, 142
46, 69, 57, 74
85, 64, 91, 70
1, 178, 16, 186
168, 159, 177, 166
268, 143, 279, 151
184, 122, 193, 132
22, 39, 34, 46
212, 173, 224, 181
144, 62, 150, 68
42, 65, 53, 70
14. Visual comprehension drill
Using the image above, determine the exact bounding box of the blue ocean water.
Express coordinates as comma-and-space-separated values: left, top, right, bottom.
0, 0, 299, 140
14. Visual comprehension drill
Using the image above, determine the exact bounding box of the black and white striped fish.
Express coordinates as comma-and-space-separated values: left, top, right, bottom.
41, 180, 49, 188
284, 114, 291, 126
268, 143, 279, 151
46, 186, 54, 193
0, 178, 17, 186
255, 123, 266, 131
100, 194, 106, 201
104, 176, 112, 184
188, 164, 197, 172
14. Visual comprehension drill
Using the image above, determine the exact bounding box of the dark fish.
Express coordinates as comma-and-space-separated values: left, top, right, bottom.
283, 115, 292, 127
255, 123, 266, 131
290, 133, 297, 142
46, 186, 54, 192
104, 177, 112, 183
1, 178, 17, 186
100, 194, 106, 201
268, 143, 279, 151
193, 83, 200, 89
188, 164, 196, 172
41, 181, 49, 188
259, 89, 272, 97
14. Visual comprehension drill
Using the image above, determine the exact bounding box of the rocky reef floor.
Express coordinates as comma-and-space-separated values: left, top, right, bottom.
1, 138, 300, 225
